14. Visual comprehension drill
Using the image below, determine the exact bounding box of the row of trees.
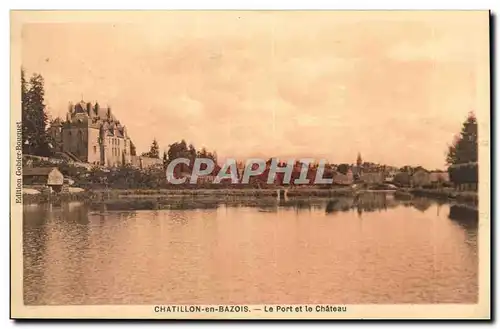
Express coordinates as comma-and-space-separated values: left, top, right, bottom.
141, 138, 219, 172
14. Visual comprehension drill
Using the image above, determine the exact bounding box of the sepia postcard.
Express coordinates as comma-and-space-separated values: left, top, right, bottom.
10, 10, 491, 320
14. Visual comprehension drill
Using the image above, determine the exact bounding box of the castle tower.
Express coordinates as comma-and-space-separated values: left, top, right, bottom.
356, 152, 363, 167
49, 118, 63, 152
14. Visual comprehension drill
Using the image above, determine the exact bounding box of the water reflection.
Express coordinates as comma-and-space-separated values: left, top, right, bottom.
23, 194, 478, 305
448, 204, 479, 248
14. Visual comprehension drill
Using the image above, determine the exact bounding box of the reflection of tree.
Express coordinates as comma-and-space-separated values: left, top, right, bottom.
324, 193, 400, 215
448, 205, 478, 232
62, 202, 89, 225
326, 200, 338, 214
411, 197, 433, 213
354, 193, 393, 212
321, 192, 458, 215
357, 206, 363, 218
24, 202, 90, 305
23, 204, 50, 305
325, 198, 352, 214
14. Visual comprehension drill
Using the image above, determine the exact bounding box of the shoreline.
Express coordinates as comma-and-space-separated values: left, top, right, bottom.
395, 188, 478, 205
21, 186, 478, 210
21, 187, 355, 205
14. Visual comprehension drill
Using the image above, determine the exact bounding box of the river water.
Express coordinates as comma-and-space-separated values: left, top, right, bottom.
23, 193, 478, 305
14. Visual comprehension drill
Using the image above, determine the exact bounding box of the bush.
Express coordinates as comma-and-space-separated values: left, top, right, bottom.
393, 172, 411, 187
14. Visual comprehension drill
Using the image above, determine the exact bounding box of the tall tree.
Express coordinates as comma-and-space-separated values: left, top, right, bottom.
166, 140, 191, 173
148, 139, 160, 158
197, 147, 208, 158
400, 165, 415, 174
356, 153, 362, 167
188, 143, 197, 162
446, 112, 478, 165
162, 151, 168, 170
167, 140, 189, 161
130, 140, 137, 156
22, 70, 51, 156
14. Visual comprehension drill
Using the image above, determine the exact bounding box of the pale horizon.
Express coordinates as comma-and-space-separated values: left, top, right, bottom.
20, 11, 489, 170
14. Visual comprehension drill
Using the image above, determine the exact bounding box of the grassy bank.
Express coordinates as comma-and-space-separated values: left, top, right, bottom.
21, 186, 356, 205
97, 187, 355, 198
22, 191, 94, 204
395, 188, 478, 205
23, 186, 478, 210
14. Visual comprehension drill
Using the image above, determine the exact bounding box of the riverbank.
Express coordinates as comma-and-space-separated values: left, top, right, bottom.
21, 186, 478, 211
22, 186, 356, 204
395, 188, 478, 206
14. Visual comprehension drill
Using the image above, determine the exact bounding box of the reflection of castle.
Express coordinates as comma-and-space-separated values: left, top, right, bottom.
50, 101, 132, 167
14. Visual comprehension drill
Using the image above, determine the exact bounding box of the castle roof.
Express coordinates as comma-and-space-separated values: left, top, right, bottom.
63, 100, 129, 139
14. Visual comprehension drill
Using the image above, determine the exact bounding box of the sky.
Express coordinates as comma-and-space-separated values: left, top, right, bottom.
19, 11, 489, 169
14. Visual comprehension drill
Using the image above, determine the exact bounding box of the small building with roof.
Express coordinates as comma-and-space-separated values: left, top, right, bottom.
23, 167, 64, 193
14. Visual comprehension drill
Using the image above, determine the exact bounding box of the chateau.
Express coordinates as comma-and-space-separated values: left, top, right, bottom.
49, 100, 132, 167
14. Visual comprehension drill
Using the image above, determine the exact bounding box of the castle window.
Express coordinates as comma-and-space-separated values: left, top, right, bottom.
93, 146, 97, 154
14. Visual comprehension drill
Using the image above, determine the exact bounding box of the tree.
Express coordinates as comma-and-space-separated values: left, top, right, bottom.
337, 163, 350, 175
446, 112, 478, 189
130, 141, 137, 156
400, 165, 415, 175
356, 153, 362, 167
144, 139, 160, 158
188, 143, 197, 161
166, 140, 190, 173
446, 112, 478, 165
162, 151, 168, 170
393, 172, 411, 187
197, 147, 208, 158
167, 140, 189, 162
151, 139, 160, 158
22, 69, 51, 156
